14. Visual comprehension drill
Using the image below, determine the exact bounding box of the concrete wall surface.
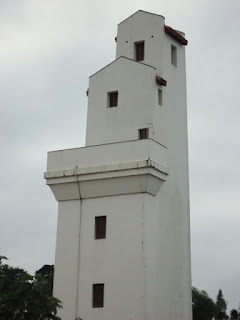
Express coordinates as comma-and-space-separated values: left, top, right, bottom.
45, 9, 192, 320
116, 10, 165, 75
47, 139, 167, 171
85, 56, 156, 146
77, 194, 146, 320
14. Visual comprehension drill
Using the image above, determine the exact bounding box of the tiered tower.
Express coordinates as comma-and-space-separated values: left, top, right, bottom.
44, 10, 191, 320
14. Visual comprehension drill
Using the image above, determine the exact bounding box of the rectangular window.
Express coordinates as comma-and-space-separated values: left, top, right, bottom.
135, 42, 144, 61
158, 89, 162, 106
93, 284, 104, 308
171, 45, 177, 67
139, 128, 149, 140
95, 216, 106, 239
109, 91, 118, 107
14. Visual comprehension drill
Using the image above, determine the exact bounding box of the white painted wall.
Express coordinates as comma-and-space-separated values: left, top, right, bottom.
53, 200, 81, 320
116, 10, 165, 75
114, 14, 191, 319
85, 57, 156, 146
77, 194, 146, 320
45, 10, 191, 320
47, 139, 167, 171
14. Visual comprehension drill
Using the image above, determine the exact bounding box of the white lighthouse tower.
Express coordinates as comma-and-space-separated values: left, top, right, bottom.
44, 10, 191, 320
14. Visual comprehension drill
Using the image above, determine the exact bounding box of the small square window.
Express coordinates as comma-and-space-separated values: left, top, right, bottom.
171, 45, 177, 67
95, 216, 106, 239
135, 42, 144, 61
108, 91, 118, 108
93, 284, 104, 308
139, 128, 149, 140
158, 89, 162, 106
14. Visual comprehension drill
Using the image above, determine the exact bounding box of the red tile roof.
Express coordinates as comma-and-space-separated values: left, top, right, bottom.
165, 26, 188, 46
156, 76, 167, 86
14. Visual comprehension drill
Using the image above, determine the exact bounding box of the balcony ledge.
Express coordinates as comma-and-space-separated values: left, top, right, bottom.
45, 159, 169, 200
44, 139, 169, 200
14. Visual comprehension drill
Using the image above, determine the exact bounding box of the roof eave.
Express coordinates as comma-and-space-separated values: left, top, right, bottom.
164, 25, 188, 46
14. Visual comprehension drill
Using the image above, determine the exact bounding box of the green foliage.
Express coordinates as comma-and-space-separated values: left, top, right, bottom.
192, 287, 232, 320
216, 289, 227, 319
36, 265, 54, 296
0, 273, 62, 320
230, 309, 239, 319
192, 287, 216, 320
0, 263, 28, 294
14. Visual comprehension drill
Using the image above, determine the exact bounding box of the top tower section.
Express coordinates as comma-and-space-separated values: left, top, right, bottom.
85, 10, 188, 147
116, 10, 187, 74
116, 11, 165, 74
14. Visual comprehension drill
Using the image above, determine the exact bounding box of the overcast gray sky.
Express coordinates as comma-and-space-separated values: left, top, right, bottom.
1, 0, 240, 312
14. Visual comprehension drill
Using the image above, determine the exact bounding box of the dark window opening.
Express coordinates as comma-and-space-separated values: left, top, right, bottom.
95, 216, 106, 239
135, 42, 144, 61
139, 128, 149, 140
93, 284, 104, 308
158, 89, 162, 106
109, 92, 118, 107
171, 45, 177, 67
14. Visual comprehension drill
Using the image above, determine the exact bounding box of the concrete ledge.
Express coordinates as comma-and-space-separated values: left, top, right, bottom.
44, 159, 169, 179
45, 140, 169, 200
45, 161, 168, 200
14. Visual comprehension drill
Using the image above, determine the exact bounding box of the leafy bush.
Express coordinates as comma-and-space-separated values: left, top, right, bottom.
0, 273, 62, 320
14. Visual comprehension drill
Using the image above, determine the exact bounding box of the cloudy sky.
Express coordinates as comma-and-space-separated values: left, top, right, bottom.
1, 0, 240, 312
